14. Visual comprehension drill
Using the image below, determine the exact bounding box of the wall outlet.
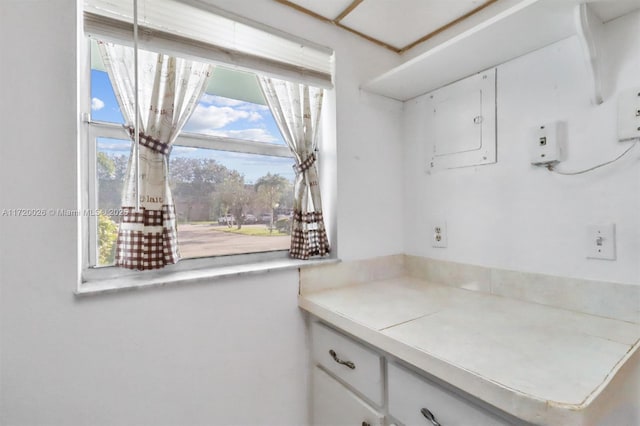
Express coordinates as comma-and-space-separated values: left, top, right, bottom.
586, 224, 616, 260
531, 121, 565, 165
432, 222, 447, 248
617, 88, 640, 141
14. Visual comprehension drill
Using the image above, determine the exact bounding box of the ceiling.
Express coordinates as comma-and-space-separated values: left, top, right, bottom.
276, 0, 498, 53
275, 0, 640, 54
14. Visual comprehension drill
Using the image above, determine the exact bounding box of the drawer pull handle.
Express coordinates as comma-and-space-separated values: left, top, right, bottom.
421, 407, 441, 426
328, 349, 356, 369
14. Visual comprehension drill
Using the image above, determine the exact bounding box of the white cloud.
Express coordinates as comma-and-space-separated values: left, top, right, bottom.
91, 97, 105, 111
248, 111, 263, 122
186, 104, 250, 130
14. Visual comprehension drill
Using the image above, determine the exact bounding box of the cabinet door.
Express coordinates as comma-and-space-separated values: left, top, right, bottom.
311, 321, 384, 406
388, 363, 513, 426
312, 366, 384, 426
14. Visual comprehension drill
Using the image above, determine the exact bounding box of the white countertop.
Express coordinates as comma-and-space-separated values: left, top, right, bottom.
299, 277, 640, 425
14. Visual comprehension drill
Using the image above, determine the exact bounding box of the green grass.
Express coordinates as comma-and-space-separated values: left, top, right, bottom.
214, 226, 289, 237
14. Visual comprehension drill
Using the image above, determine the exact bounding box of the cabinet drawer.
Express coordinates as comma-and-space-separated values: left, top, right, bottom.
312, 366, 384, 426
388, 363, 512, 426
310, 321, 383, 406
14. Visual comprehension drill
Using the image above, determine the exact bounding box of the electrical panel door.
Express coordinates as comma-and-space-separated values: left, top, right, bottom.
426, 68, 496, 171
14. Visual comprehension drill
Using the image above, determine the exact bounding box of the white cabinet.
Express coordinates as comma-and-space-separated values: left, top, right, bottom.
309, 320, 518, 426
312, 366, 384, 426
387, 362, 513, 426
310, 321, 384, 406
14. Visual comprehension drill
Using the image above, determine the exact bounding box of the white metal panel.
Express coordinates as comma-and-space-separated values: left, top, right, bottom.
311, 366, 384, 426
310, 321, 384, 406
431, 89, 483, 156
388, 362, 513, 426
341, 0, 485, 49
426, 68, 496, 171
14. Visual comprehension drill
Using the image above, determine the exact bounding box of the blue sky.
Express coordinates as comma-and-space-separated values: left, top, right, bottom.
91, 69, 294, 183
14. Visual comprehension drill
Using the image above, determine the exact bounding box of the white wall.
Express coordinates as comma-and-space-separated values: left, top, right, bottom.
403, 10, 640, 285
0, 1, 403, 425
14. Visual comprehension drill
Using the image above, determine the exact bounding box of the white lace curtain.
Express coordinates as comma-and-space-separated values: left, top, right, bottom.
259, 77, 330, 259
99, 42, 213, 270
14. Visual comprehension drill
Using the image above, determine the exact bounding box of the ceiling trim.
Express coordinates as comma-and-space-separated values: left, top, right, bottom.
398, 0, 500, 53
273, 0, 334, 24
334, 0, 364, 23
274, 0, 500, 54
274, 0, 400, 51
335, 22, 403, 52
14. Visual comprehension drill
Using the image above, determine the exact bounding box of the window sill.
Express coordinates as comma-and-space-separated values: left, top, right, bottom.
76, 257, 339, 296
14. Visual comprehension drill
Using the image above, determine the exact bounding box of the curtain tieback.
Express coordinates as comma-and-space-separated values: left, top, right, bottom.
125, 126, 171, 155
293, 153, 316, 175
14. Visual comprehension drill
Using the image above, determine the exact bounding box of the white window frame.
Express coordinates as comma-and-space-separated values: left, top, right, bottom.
78, 1, 337, 291
80, 39, 303, 283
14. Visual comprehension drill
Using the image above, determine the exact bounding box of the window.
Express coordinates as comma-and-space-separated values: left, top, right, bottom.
81, 0, 333, 281
87, 41, 300, 269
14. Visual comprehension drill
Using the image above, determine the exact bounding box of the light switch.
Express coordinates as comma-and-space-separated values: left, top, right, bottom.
586, 224, 616, 260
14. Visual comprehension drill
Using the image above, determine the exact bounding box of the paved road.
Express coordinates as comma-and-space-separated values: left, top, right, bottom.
177, 223, 289, 258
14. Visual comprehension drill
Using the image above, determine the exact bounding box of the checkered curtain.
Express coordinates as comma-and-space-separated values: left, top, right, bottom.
259, 77, 330, 259
98, 42, 213, 270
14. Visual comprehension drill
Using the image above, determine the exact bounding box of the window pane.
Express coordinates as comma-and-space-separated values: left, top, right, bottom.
90, 37, 294, 265
91, 39, 284, 146
96, 138, 130, 266
170, 146, 295, 259
94, 139, 296, 264
90, 69, 125, 124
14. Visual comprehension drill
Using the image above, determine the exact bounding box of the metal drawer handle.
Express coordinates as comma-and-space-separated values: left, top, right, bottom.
421, 407, 442, 426
328, 349, 356, 369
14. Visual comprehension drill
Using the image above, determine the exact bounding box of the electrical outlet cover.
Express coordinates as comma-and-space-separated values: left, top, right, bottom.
432, 222, 447, 248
